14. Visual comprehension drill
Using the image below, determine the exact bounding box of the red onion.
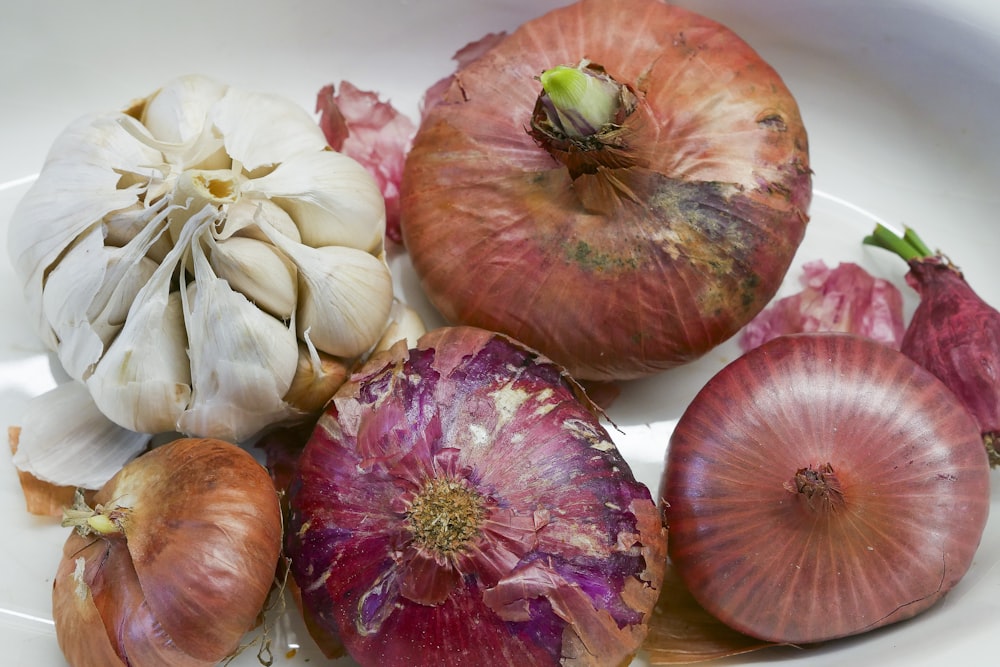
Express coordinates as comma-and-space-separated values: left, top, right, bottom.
661, 333, 991, 644
52, 438, 283, 666
285, 326, 667, 666
401, 0, 811, 381
865, 223, 1000, 467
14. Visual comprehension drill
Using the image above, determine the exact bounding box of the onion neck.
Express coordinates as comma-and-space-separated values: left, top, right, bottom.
538, 64, 622, 138
61, 489, 128, 537
786, 463, 846, 513
529, 60, 641, 178
405, 478, 485, 555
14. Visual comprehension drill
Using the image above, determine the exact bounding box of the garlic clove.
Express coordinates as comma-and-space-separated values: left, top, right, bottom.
12, 381, 151, 489
211, 85, 329, 172
42, 226, 161, 382
283, 336, 351, 415
214, 197, 302, 244
374, 300, 428, 353
137, 74, 230, 170
206, 235, 298, 320
176, 231, 300, 441
87, 287, 192, 435
260, 221, 394, 358
138, 74, 227, 144
104, 200, 175, 264
295, 246, 395, 359
40, 227, 118, 382
43, 200, 171, 382
85, 217, 198, 435
243, 150, 386, 253
47, 111, 164, 174
8, 114, 160, 346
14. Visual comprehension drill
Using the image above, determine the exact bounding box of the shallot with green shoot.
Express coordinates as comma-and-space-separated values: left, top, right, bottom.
865, 223, 1000, 466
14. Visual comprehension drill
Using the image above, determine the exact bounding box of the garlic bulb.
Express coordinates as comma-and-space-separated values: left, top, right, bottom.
8, 75, 394, 484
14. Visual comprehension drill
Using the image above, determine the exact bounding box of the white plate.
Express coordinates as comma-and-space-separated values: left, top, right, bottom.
1, 1, 997, 665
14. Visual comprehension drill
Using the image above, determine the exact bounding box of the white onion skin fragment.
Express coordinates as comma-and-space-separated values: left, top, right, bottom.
661, 333, 991, 644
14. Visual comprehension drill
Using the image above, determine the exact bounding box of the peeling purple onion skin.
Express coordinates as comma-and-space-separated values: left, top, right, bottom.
902, 259, 1000, 466
286, 327, 666, 667
738, 260, 904, 352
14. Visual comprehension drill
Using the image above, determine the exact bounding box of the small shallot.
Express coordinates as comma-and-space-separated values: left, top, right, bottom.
52, 438, 283, 667
865, 223, 1000, 466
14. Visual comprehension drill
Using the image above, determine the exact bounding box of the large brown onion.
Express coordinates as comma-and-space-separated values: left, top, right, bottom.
52, 438, 283, 667
661, 333, 991, 644
401, 0, 811, 381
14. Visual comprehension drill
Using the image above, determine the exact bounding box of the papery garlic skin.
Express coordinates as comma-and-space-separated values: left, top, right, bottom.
8, 75, 393, 450
10, 382, 152, 490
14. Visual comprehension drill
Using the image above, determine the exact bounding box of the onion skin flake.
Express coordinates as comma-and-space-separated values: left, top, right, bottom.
401, 0, 811, 381
739, 260, 905, 352
286, 326, 667, 666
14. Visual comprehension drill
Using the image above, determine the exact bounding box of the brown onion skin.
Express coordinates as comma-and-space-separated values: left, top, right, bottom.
660, 333, 991, 644
52, 438, 283, 667
401, 0, 811, 381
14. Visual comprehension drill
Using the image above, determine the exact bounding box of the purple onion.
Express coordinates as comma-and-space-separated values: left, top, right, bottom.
286, 326, 666, 666
865, 224, 1000, 466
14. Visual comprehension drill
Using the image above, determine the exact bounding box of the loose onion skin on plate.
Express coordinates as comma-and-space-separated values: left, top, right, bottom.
52, 438, 284, 667
401, 0, 812, 381
661, 333, 991, 645
286, 326, 667, 666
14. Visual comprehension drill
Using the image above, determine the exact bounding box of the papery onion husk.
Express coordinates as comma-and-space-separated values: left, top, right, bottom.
661, 333, 991, 644
7, 426, 80, 517
286, 326, 667, 666
401, 0, 811, 381
643, 560, 778, 664
52, 438, 283, 667
738, 259, 905, 352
